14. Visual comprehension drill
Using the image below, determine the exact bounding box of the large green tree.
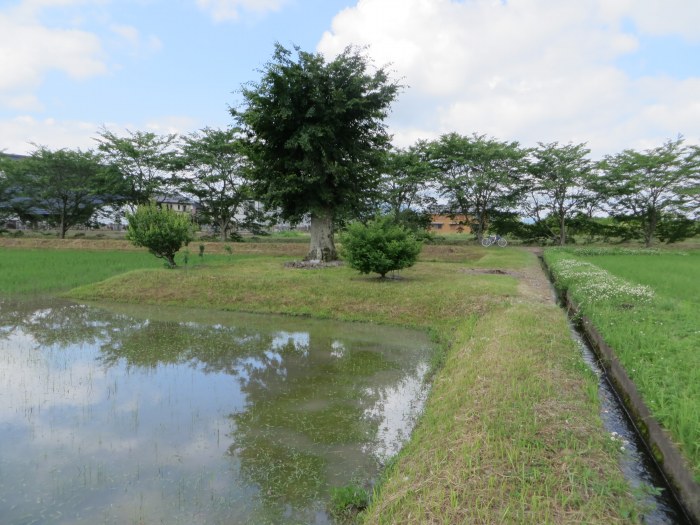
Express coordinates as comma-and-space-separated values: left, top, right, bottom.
599, 137, 699, 247
96, 127, 178, 209
175, 127, 262, 241
429, 133, 524, 240
232, 44, 400, 261
521, 142, 593, 245
0, 147, 118, 238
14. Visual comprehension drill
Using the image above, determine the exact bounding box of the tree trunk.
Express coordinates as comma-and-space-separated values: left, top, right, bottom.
644, 209, 657, 248
559, 214, 567, 246
218, 216, 232, 242
476, 211, 487, 241
60, 204, 67, 239
306, 210, 337, 262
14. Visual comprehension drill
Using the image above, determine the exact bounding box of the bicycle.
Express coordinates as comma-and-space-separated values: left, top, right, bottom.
481, 234, 507, 247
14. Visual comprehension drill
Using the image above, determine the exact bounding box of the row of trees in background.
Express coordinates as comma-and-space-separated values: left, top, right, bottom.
1, 129, 698, 249
0, 126, 262, 240
377, 134, 699, 248
1, 44, 699, 257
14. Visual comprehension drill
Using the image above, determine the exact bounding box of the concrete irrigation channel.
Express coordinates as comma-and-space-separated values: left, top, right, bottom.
541, 257, 698, 525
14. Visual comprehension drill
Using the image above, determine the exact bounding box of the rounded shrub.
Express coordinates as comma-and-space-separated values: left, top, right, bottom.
341, 216, 422, 278
126, 204, 195, 268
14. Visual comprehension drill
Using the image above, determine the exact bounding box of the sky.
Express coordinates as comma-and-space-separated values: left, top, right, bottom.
1, 0, 699, 160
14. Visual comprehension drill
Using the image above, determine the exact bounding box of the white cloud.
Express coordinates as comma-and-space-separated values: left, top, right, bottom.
0, 116, 97, 154
600, 0, 700, 42
0, 3, 107, 110
0, 114, 203, 155
110, 24, 163, 55
196, 0, 288, 22
317, 0, 700, 157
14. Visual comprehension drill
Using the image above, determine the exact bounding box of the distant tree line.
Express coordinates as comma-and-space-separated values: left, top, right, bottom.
1, 44, 698, 251
1, 126, 697, 248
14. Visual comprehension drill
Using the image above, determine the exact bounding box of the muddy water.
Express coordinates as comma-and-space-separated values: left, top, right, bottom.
0, 299, 432, 524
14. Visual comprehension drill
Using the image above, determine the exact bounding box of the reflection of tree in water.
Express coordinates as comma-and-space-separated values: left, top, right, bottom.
0, 298, 124, 346
229, 334, 397, 512
0, 298, 416, 519
95, 315, 403, 515
97, 319, 276, 372
96, 314, 400, 513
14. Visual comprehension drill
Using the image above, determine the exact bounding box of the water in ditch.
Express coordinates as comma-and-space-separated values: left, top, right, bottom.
567, 320, 691, 524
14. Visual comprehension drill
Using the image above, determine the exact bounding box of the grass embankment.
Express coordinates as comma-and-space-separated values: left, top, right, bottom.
2, 243, 640, 522
544, 247, 700, 483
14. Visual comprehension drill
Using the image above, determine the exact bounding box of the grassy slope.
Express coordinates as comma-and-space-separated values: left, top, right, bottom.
2, 243, 639, 523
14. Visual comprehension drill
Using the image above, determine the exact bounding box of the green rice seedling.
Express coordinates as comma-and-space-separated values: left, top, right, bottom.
0, 249, 161, 295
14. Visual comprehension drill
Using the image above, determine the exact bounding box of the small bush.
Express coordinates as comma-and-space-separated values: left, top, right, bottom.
341, 216, 422, 278
126, 205, 195, 268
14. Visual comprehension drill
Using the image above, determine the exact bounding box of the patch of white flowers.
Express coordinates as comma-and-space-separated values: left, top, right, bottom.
551, 258, 654, 305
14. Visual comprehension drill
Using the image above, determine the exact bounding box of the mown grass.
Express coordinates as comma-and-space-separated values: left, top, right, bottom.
68, 256, 518, 332
544, 248, 700, 483
3, 242, 641, 522
361, 301, 636, 524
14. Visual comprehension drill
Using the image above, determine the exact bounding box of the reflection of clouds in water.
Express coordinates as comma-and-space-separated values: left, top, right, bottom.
264, 350, 283, 365
364, 361, 430, 463
330, 340, 346, 358
0, 332, 108, 423
271, 331, 310, 355
0, 324, 246, 524
28, 308, 53, 323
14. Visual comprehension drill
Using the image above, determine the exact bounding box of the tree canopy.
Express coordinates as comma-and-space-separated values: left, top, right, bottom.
125, 204, 194, 268
378, 144, 435, 220
96, 127, 178, 208
341, 215, 422, 278
429, 133, 524, 240
175, 127, 261, 241
0, 147, 118, 238
599, 137, 700, 246
232, 44, 400, 261
520, 142, 593, 246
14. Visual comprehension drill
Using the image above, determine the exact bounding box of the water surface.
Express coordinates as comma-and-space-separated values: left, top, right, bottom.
0, 299, 431, 524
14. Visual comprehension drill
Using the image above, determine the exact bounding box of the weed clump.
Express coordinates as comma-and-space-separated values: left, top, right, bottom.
329, 484, 369, 521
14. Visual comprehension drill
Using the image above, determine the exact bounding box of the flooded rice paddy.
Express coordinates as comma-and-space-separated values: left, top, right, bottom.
0, 299, 432, 524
